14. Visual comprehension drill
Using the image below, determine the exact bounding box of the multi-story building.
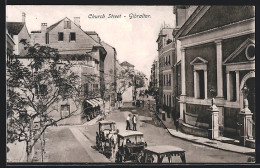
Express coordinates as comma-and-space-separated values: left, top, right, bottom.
101, 41, 117, 109
30, 17, 107, 124
172, 6, 198, 120
149, 57, 159, 93
175, 6, 255, 144
6, 12, 30, 56
156, 27, 174, 118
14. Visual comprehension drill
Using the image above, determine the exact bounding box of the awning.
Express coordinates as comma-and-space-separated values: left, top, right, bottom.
94, 98, 103, 106
89, 99, 99, 107
86, 99, 96, 107
92, 99, 100, 106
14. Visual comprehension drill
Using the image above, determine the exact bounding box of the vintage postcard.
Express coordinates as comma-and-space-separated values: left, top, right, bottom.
6, 5, 255, 164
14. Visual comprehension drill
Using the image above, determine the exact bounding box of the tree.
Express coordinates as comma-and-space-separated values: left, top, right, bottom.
115, 68, 135, 95
7, 39, 82, 162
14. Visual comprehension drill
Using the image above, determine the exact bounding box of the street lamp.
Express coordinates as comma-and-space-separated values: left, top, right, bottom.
209, 87, 217, 110
241, 84, 250, 114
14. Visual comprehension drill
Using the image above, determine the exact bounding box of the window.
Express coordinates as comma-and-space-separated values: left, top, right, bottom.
45, 33, 49, 44
166, 75, 169, 86
64, 21, 71, 29
84, 83, 89, 96
70, 32, 76, 41
163, 75, 165, 86
191, 57, 208, 99
60, 105, 70, 118
93, 84, 99, 93
169, 74, 171, 86
198, 70, 205, 99
228, 71, 237, 101
168, 55, 171, 65
58, 32, 64, 41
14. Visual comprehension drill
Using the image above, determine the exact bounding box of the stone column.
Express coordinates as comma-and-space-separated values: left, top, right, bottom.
226, 72, 231, 101
215, 40, 224, 98
204, 70, 208, 99
193, 70, 198, 98
239, 99, 253, 146
236, 71, 240, 102
181, 47, 186, 96
208, 98, 219, 139
180, 47, 186, 121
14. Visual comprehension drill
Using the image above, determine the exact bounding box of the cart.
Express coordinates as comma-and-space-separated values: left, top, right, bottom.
141, 145, 186, 163
115, 130, 147, 163
96, 120, 117, 156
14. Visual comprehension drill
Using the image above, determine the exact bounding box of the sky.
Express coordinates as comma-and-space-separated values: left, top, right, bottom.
6, 5, 176, 78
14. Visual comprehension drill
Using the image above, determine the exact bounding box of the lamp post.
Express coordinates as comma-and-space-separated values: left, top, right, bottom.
208, 87, 219, 139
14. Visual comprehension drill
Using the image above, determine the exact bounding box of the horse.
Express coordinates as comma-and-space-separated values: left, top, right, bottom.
108, 133, 118, 160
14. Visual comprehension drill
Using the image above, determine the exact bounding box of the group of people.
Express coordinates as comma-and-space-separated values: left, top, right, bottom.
126, 114, 137, 131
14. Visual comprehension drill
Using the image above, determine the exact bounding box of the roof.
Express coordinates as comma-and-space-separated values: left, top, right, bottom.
31, 30, 41, 33
85, 31, 98, 35
120, 61, 135, 67
145, 145, 185, 154
118, 130, 144, 137
46, 18, 65, 33
99, 120, 116, 124
7, 22, 25, 35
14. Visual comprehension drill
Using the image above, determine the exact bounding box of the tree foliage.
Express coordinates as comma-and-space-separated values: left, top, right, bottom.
6, 39, 81, 160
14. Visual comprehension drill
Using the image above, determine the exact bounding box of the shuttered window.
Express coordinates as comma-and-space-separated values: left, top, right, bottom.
64, 21, 71, 29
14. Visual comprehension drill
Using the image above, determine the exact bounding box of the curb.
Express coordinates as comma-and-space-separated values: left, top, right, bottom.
155, 113, 255, 156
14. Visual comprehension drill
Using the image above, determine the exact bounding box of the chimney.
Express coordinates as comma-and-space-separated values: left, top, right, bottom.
41, 23, 47, 32
22, 12, 26, 22
74, 17, 80, 28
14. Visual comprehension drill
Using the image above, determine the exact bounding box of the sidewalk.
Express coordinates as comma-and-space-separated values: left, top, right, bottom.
156, 113, 255, 156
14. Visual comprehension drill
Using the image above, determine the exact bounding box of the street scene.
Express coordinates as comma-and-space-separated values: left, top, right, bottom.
6, 5, 255, 164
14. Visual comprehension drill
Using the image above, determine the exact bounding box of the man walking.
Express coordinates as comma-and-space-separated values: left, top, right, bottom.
126, 114, 131, 130
132, 115, 137, 131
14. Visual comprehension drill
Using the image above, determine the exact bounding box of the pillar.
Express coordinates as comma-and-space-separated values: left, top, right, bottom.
181, 47, 186, 96
204, 70, 208, 99
180, 47, 186, 121
239, 99, 253, 146
236, 71, 240, 102
194, 70, 198, 98
208, 98, 219, 139
215, 40, 224, 98
226, 72, 231, 101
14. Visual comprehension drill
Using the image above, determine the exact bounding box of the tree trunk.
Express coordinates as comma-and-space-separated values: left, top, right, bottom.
26, 141, 29, 162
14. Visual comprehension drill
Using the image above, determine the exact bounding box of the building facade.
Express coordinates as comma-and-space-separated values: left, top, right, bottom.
149, 58, 159, 93
7, 12, 30, 56
175, 6, 255, 140
30, 17, 107, 125
156, 27, 174, 118
101, 41, 117, 108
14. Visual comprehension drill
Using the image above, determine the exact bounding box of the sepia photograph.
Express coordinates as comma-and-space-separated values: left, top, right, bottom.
6, 5, 255, 164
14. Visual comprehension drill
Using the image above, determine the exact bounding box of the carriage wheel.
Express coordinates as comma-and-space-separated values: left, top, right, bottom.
136, 153, 144, 163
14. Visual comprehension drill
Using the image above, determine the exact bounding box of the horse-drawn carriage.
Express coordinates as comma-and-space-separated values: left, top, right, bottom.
115, 130, 147, 163
96, 120, 118, 157
140, 145, 186, 163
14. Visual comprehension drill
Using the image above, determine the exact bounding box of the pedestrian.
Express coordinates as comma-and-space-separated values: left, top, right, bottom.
126, 114, 131, 130
175, 118, 179, 131
132, 115, 137, 131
